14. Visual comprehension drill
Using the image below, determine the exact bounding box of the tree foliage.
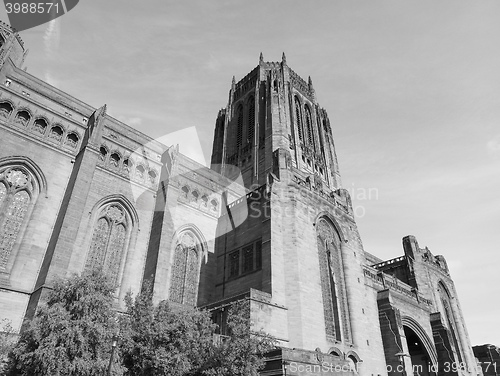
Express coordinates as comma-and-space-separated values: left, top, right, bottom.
3, 271, 276, 376
3, 269, 124, 376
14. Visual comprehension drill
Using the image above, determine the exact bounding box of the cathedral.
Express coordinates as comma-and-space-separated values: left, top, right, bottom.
0, 21, 482, 375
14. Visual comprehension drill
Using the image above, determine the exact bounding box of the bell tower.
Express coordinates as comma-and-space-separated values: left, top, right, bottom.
211, 53, 342, 190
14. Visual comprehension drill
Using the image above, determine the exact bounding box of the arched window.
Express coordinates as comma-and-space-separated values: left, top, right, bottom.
247, 97, 255, 145
438, 282, 463, 364
15, 110, 30, 127
99, 146, 108, 162
294, 96, 304, 142
305, 105, 315, 150
85, 203, 131, 284
32, 118, 48, 135
0, 102, 13, 119
109, 153, 120, 168
316, 218, 343, 340
0, 164, 40, 270
65, 132, 79, 148
169, 232, 201, 306
236, 104, 243, 149
48, 125, 63, 142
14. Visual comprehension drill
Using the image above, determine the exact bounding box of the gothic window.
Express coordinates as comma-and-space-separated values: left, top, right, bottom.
15, 110, 30, 127
0, 102, 13, 119
135, 165, 145, 180
169, 232, 200, 306
123, 159, 131, 174
438, 282, 464, 364
210, 199, 218, 212
191, 190, 199, 202
294, 96, 304, 142
316, 218, 343, 340
201, 195, 208, 207
85, 203, 130, 285
236, 104, 243, 149
229, 251, 239, 278
255, 240, 262, 270
48, 125, 63, 142
65, 132, 79, 148
148, 170, 157, 185
181, 185, 189, 199
109, 153, 120, 168
32, 118, 47, 135
305, 105, 315, 150
242, 245, 253, 273
0, 166, 38, 270
247, 97, 255, 145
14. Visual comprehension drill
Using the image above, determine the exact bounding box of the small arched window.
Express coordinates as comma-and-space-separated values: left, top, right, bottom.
148, 170, 157, 185
109, 153, 120, 168
236, 104, 243, 149
48, 125, 63, 142
65, 132, 79, 148
135, 165, 145, 180
32, 118, 48, 135
99, 147, 108, 162
0, 164, 40, 270
0, 102, 13, 119
85, 203, 131, 284
123, 159, 131, 174
169, 231, 201, 306
294, 96, 303, 142
210, 199, 218, 212
15, 110, 30, 127
247, 97, 255, 145
201, 195, 208, 207
191, 190, 199, 202
181, 185, 189, 198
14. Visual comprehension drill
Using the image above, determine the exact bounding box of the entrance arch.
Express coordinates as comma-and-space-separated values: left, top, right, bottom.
402, 317, 437, 376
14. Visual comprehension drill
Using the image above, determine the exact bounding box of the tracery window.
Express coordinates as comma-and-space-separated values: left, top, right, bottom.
0, 166, 38, 270
15, 110, 30, 127
316, 218, 342, 340
438, 282, 464, 364
236, 104, 243, 149
65, 132, 79, 148
305, 105, 315, 151
294, 96, 304, 142
85, 203, 130, 284
48, 125, 63, 142
247, 97, 255, 145
32, 118, 47, 135
0, 102, 13, 119
169, 232, 200, 306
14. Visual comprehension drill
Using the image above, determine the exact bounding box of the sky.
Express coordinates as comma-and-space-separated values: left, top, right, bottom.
1, 0, 499, 347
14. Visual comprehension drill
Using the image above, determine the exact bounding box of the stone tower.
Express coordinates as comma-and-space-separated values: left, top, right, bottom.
206, 54, 388, 373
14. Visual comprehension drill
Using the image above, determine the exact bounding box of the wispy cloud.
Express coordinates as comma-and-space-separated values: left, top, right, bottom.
43, 19, 60, 86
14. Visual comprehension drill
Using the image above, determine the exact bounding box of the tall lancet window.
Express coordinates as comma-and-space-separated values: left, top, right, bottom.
305, 105, 315, 151
0, 165, 40, 270
85, 203, 130, 284
236, 104, 243, 149
294, 96, 304, 142
169, 232, 201, 306
438, 282, 464, 364
247, 96, 255, 145
316, 218, 343, 341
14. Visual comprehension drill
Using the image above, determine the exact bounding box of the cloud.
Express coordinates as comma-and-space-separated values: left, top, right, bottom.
487, 135, 500, 158
43, 19, 60, 57
116, 116, 143, 127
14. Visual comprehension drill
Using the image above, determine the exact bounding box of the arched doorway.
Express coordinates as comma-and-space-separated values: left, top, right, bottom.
404, 326, 437, 376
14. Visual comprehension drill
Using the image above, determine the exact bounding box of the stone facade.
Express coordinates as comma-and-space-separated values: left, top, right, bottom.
0, 23, 483, 376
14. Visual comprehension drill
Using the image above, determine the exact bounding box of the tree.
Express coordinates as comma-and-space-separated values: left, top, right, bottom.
202, 300, 276, 376
0, 319, 16, 372
3, 269, 124, 376
120, 285, 215, 376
